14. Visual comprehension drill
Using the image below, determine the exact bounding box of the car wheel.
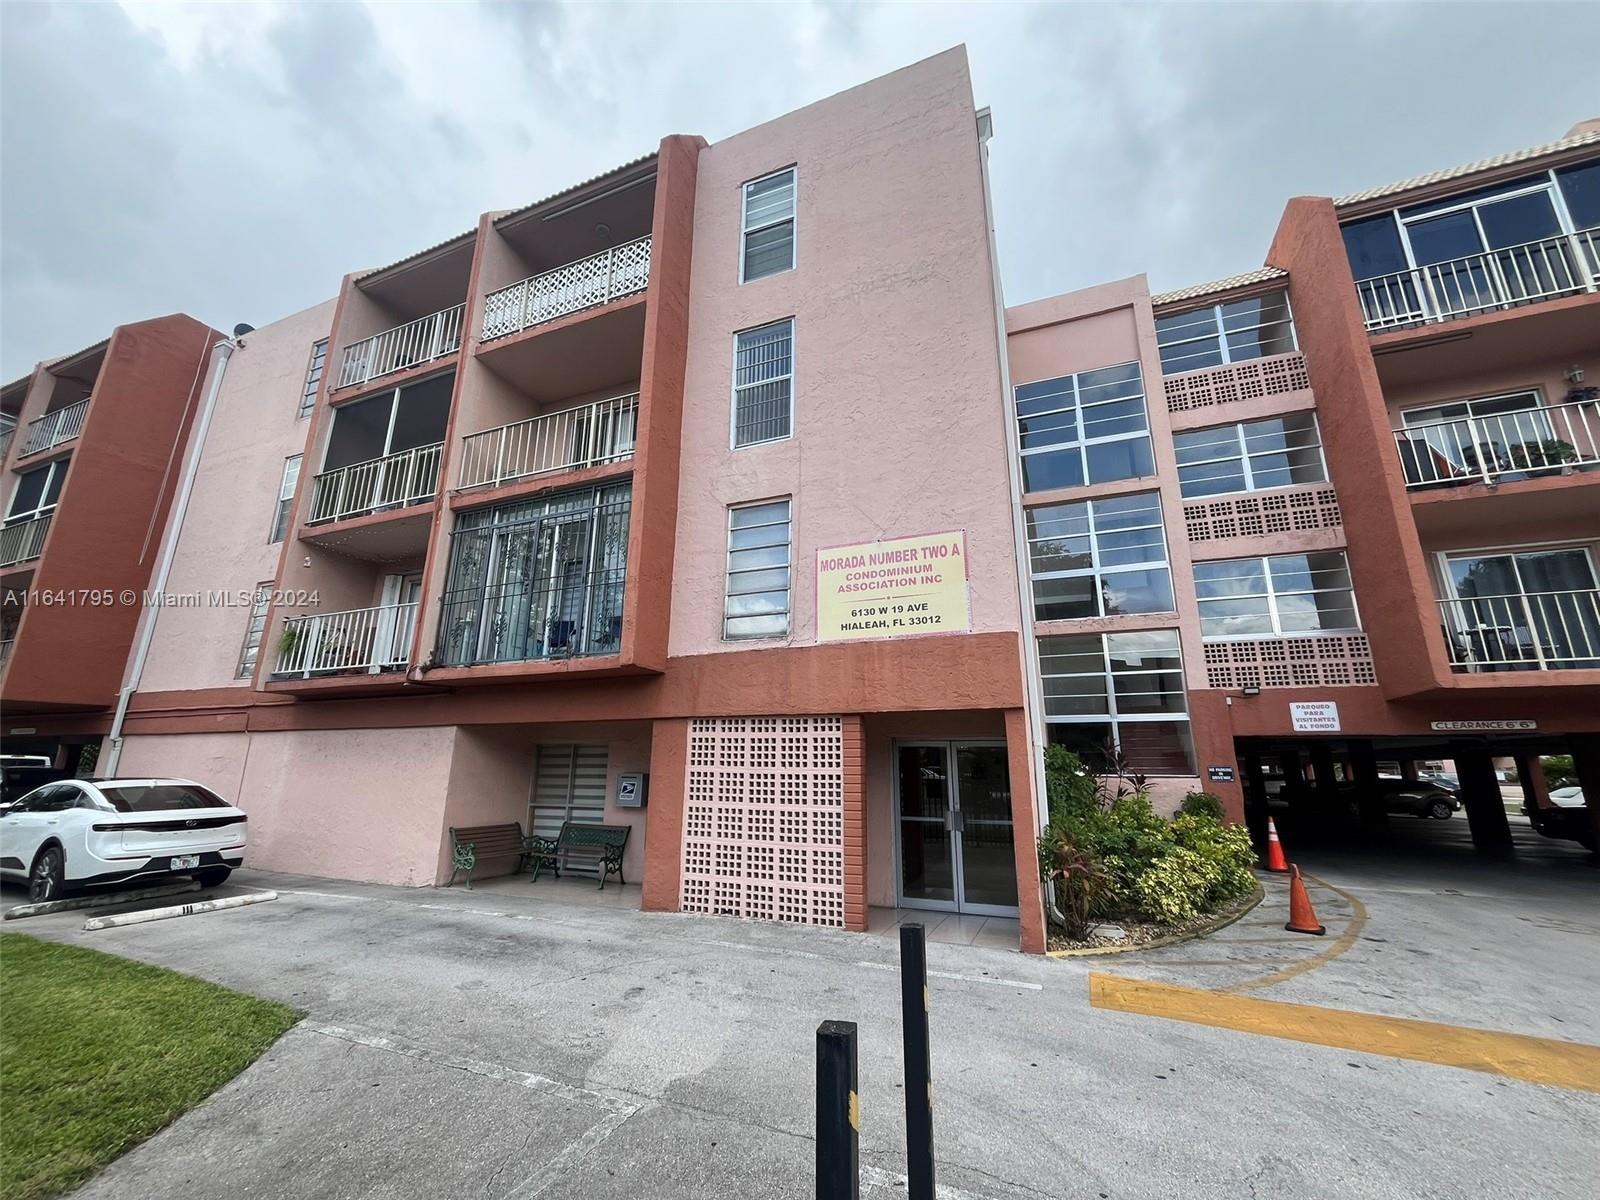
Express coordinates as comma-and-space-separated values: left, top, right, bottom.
1429, 800, 1453, 820
194, 867, 232, 889
29, 846, 64, 903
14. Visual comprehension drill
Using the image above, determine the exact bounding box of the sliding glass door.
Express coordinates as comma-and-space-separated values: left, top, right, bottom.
1442, 547, 1600, 671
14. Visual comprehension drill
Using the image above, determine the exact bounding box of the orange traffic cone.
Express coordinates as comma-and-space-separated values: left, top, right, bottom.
1284, 865, 1326, 936
1264, 816, 1289, 874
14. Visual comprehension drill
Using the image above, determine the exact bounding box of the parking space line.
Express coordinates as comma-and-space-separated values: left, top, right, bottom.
1088, 974, 1600, 1093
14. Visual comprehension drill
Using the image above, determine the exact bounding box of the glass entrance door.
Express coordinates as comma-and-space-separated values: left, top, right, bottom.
894, 741, 1019, 917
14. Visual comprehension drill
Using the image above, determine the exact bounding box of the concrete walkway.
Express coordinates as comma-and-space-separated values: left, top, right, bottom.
6, 853, 1597, 1199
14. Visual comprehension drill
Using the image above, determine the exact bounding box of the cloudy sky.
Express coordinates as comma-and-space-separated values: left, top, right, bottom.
3, 0, 1597, 378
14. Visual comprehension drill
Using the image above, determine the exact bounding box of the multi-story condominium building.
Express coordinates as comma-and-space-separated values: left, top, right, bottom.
3, 49, 1595, 950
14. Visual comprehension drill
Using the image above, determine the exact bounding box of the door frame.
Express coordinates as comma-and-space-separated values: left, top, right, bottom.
890, 738, 1019, 919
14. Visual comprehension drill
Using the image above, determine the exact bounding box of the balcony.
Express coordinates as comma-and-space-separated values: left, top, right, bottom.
1394, 397, 1600, 488
273, 601, 418, 678
0, 513, 52, 569
1438, 590, 1600, 673
0, 425, 13, 460
1356, 229, 1599, 331
18, 398, 89, 457
307, 443, 443, 526
0, 637, 12, 673
335, 304, 465, 392
481, 237, 651, 342
458, 394, 637, 491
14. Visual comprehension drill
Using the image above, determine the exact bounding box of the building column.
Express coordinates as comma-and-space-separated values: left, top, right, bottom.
1512, 752, 1548, 812
1005, 708, 1047, 954
1453, 743, 1512, 854
842, 715, 867, 934
1348, 739, 1386, 826
1570, 735, 1600, 855
1241, 750, 1268, 844
1399, 759, 1419, 782
640, 718, 690, 913
1280, 750, 1309, 816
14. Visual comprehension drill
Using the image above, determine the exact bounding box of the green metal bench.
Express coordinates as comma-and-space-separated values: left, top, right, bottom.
529, 821, 630, 890
447, 822, 532, 889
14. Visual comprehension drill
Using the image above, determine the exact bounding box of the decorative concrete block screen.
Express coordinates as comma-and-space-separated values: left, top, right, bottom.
1183, 486, 1342, 542
1164, 352, 1311, 414
1203, 634, 1377, 689
680, 716, 846, 928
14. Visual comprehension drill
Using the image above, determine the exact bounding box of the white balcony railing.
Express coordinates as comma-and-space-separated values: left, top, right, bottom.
1356, 229, 1599, 331
19, 398, 90, 457
307, 442, 443, 526
0, 637, 14, 672
274, 601, 419, 677
1393, 397, 1600, 488
1439, 590, 1600, 673
481, 237, 651, 342
0, 513, 52, 568
457, 393, 638, 490
0, 425, 13, 460
336, 304, 465, 391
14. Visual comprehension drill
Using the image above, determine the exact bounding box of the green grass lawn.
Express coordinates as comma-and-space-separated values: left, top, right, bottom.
0, 933, 298, 1200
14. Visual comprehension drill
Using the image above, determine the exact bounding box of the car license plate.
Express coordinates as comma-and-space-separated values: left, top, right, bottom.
171, 855, 200, 870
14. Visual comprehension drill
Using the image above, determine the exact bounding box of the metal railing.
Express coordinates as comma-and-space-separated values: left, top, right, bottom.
307, 442, 443, 526
0, 425, 13, 460
336, 303, 465, 390
457, 393, 638, 490
0, 513, 52, 568
1356, 229, 1599, 331
1438, 590, 1600, 672
19, 398, 90, 456
481, 237, 651, 342
273, 601, 419, 677
1393, 397, 1600, 488
0, 637, 13, 672
438, 565, 627, 667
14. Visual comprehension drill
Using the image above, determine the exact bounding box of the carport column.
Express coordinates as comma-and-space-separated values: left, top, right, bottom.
1348, 740, 1386, 826
1570, 735, 1600, 853
1512, 752, 1548, 811
1452, 743, 1512, 854
1241, 751, 1268, 844
640, 718, 691, 913
1280, 750, 1309, 815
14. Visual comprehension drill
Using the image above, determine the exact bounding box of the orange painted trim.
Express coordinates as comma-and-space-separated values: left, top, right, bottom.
640, 717, 689, 912
446, 458, 635, 512
1366, 290, 1599, 352
326, 355, 463, 404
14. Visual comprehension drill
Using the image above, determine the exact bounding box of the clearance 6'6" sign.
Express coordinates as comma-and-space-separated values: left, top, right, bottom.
816, 531, 971, 642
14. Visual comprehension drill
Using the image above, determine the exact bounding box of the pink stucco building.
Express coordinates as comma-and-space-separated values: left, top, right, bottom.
4, 48, 1597, 949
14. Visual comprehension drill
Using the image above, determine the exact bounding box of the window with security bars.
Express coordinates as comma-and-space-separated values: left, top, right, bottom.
724, 498, 791, 639
1014, 361, 1153, 492
270, 455, 301, 543
1155, 293, 1297, 376
733, 320, 793, 447
1026, 491, 1173, 621
1193, 551, 1360, 639
1172, 411, 1326, 499
299, 339, 327, 418
1037, 629, 1193, 776
742, 167, 796, 281
236, 583, 272, 679
529, 744, 609, 876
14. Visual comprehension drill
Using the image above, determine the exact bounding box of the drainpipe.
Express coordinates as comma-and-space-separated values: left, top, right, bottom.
973, 110, 1066, 928
102, 337, 236, 776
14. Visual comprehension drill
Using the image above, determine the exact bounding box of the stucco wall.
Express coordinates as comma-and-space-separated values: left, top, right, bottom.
137, 300, 336, 693
669, 47, 1020, 660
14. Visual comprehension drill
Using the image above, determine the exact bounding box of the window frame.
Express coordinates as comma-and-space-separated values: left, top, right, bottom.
1025, 491, 1174, 621
5, 457, 70, 524
722, 496, 793, 641
299, 339, 328, 419
1036, 629, 1194, 776
730, 318, 796, 450
1155, 292, 1298, 376
1192, 551, 1362, 640
1013, 361, 1154, 493
270, 455, 302, 543
235, 582, 273, 680
1172, 411, 1327, 500
739, 165, 797, 284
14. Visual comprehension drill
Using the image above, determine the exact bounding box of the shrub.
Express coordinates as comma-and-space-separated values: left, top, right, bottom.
1038, 830, 1107, 941
1179, 790, 1226, 821
1132, 847, 1218, 925
1173, 814, 1256, 905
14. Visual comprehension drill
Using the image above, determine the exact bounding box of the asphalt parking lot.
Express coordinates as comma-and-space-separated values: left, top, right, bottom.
5, 845, 1597, 1200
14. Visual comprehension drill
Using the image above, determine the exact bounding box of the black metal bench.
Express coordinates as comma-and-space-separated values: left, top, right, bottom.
447, 822, 531, 889
529, 822, 630, 890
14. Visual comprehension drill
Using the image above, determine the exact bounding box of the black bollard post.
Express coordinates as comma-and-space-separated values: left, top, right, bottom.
816, 1019, 859, 1199
899, 924, 935, 1200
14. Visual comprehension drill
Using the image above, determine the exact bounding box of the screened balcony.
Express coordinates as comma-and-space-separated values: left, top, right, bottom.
436, 483, 631, 667
309, 373, 452, 526
457, 393, 637, 490
307, 444, 442, 526
481, 238, 651, 342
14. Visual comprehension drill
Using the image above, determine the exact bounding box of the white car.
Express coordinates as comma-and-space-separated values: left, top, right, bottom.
0, 778, 246, 902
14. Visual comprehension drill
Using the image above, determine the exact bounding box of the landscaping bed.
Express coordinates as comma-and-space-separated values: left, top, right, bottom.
1047, 880, 1263, 954
0, 933, 298, 1200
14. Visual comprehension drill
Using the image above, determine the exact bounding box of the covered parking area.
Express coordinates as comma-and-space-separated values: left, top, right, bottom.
1235, 730, 1598, 864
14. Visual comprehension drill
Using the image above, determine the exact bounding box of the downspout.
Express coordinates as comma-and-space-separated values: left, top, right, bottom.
102, 337, 236, 776
973, 110, 1065, 928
